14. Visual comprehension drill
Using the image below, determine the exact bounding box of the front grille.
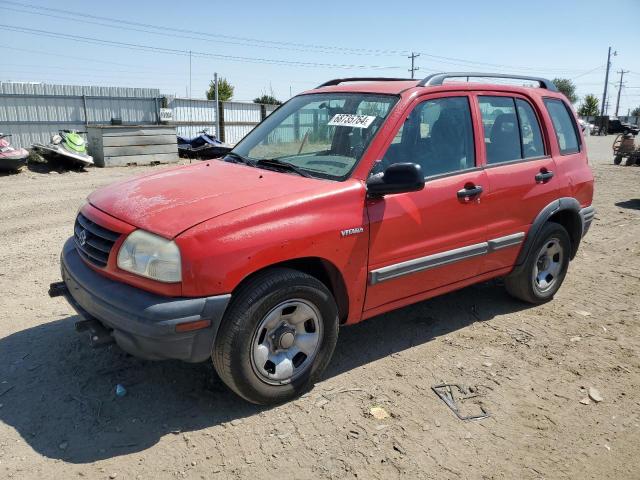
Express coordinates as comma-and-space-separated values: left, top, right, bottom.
74, 213, 121, 267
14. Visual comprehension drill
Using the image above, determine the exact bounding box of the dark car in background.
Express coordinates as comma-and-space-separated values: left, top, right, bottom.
608, 118, 639, 136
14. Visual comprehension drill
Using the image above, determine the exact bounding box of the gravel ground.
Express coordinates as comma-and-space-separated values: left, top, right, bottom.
0, 135, 639, 479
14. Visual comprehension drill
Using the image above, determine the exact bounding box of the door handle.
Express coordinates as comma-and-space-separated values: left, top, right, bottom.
457, 184, 483, 200
535, 169, 554, 183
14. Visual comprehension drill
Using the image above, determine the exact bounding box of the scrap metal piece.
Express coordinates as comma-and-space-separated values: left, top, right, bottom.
431, 384, 490, 421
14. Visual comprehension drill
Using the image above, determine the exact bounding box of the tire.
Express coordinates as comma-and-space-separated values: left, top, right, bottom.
625, 156, 636, 166
212, 268, 339, 405
505, 222, 571, 304
614, 155, 623, 165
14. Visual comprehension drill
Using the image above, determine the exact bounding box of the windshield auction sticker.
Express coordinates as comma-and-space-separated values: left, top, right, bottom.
328, 114, 376, 129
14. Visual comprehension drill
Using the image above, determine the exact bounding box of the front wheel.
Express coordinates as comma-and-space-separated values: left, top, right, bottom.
212, 268, 339, 405
505, 222, 571, 304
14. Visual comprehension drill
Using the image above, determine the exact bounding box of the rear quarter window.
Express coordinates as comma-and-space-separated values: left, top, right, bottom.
544, 98, 580, 155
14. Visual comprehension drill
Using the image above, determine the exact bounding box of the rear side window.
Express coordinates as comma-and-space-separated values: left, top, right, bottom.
479, 96, 522, 164
544, 98, 580, 155
515, 99, 545, 158
479, 96, 547, 164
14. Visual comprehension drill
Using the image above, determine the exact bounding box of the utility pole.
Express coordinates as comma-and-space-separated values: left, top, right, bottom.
600, 46, 617, 117
408, 52, 420, 79
189, 50, 192, 99
614, 69, 629, 117
214, 72, 220, 139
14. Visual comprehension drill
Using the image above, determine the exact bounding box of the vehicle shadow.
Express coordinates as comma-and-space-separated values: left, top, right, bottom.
0, 169, 23, 177
615, 199, 640, 211
0, 280, 529, 464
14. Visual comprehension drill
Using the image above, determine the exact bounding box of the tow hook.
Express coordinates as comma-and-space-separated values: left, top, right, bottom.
49, 281, 114, 348
75, 318, 115, 348
48, 281, 68, 297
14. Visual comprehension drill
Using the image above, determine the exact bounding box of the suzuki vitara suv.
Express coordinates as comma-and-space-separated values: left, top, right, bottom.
53, 73, 595, 404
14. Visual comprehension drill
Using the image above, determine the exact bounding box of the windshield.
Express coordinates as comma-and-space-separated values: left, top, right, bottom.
230, 93, 399, 180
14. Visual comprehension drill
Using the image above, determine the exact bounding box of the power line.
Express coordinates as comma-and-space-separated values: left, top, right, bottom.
1, 0, 607, 75
0, 46, 319, 85
0, 43, 160, 69
0, 24, 404, 70
571, 65, 605, 80
0, 0, 409, 57
1, 5, 407, 58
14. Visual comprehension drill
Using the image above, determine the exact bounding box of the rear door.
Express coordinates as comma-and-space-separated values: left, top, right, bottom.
364, 94, 490, 312
475, 94, 559, 272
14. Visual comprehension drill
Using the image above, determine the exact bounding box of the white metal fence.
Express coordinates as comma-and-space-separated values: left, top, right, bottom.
0, 82, 160, 148
167, 98, 278, 144
1, 82, 280, 148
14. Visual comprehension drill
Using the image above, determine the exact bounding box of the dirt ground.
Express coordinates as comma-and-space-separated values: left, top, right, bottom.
0, 135, 639, 480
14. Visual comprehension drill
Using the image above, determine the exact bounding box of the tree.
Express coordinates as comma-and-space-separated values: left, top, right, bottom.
552, 78, 578, 104
253, 94, 282, 105
632, 106, 640, 117
578, 94, 599, 117
206, 77, 234, 101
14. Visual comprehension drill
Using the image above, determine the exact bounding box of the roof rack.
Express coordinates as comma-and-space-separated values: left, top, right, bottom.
316, 77, 414, 88
417, 72, 558, 91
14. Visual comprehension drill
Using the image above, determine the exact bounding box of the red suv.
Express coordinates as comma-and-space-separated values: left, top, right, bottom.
53, 73, 594, 404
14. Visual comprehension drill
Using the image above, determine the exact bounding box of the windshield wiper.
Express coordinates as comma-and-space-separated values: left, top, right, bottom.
224, 151, 256, 166
255, 158, 313, 178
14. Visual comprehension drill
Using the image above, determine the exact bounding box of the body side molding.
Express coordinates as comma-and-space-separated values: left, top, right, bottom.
369, 232, 525, 285
488, 232, 525, 251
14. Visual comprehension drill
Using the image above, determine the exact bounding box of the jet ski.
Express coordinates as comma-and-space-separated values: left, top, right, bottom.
0, 134, 29, 172
32, 130, 94, 168
177, 129, 232, 159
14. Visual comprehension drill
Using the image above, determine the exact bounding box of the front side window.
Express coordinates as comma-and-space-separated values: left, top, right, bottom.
544, 98, 580, 155
231, 93, 398, 180
378, 96, 475, 177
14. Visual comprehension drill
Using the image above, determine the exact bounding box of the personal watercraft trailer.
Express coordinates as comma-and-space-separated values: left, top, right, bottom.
0, 134, 29, 172
32, 130, 94, 168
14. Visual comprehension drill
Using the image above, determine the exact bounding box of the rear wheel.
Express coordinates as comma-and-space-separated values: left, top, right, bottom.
505, 222, 571, 304
212, 268, 339, 405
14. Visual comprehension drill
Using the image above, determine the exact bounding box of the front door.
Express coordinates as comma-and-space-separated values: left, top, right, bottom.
364, 94, 490, 312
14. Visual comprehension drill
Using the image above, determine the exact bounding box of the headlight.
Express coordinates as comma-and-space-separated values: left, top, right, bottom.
117, 230, 181, 283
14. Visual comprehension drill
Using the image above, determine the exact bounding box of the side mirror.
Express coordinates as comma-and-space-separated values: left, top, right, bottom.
366, 162, 425, 197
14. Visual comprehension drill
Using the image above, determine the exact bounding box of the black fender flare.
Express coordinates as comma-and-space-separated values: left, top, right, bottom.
511, 197, 583, 275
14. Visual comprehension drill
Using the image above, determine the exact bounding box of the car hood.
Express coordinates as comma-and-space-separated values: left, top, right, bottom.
88, 161, 322, 238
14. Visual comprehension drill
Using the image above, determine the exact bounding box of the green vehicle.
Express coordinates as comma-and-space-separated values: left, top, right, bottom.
32, 130, 94, 168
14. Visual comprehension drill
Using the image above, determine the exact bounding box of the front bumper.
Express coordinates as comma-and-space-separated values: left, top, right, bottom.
59, 237, 231, 362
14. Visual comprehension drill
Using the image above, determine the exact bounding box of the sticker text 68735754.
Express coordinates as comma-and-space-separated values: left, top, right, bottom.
328, 114, 376, 129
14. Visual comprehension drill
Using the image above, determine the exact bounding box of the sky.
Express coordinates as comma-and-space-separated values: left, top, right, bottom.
1, 0, 640, 115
